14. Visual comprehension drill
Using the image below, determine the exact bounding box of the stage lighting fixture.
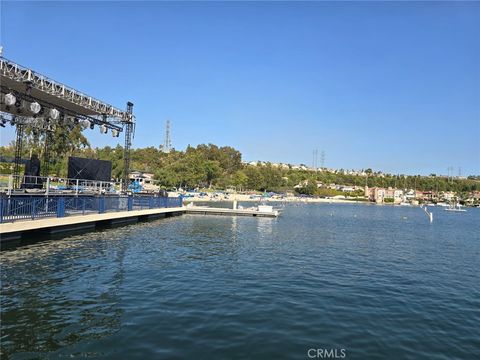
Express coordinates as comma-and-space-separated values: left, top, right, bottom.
49, 108, 60, 120
111, 129, 120, 137
4, 93, 16, 106
29, 101, 41, 114
100, 124, 108, 134
79, 119, 90, 129
90, 122, 95, 130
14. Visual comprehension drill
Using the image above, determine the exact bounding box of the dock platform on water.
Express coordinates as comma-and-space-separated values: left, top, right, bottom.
186, 206, 279, 218
0, 204, 280, 247
0, 207, 184, 246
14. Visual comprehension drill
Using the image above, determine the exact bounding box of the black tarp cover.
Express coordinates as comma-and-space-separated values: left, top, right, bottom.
67, 157, 112, 181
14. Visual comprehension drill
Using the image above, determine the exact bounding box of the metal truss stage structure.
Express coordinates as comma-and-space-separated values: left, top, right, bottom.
0, 56, 135, 193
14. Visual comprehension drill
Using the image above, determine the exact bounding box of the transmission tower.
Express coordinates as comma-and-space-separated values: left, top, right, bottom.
447, 166, 454, 183
320, 150, 325, 169
312, 149, 318, 170
162, 119, 172, 153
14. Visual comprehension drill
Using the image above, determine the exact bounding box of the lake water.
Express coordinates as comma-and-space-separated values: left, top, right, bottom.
1, 203, 479, 359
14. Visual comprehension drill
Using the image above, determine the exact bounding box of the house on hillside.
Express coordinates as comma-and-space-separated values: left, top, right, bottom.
366, 187, 403, 204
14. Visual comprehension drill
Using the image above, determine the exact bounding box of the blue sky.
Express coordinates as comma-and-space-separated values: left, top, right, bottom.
1, 1, 479, 175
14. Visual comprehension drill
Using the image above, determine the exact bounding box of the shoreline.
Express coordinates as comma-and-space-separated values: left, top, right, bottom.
182, 194, 372, 205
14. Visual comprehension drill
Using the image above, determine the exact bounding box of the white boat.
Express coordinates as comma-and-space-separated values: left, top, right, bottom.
444, 201, 467, 212
436, 202, 449, 207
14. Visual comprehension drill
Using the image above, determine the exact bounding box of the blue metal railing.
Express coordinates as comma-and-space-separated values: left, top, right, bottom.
0, 196, 183, 223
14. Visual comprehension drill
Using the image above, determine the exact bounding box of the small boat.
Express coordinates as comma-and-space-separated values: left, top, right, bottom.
444, 201, 467, 212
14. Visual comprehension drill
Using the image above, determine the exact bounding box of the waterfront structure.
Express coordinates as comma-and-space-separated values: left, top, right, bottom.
366, 186, 404, 204
0, 195, 183, 245
0, 56, 135, 192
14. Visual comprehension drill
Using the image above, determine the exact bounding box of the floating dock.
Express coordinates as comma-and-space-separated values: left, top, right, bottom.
0, 205, 279, 248
0, 207, 184, 247
186, 206, 279, 218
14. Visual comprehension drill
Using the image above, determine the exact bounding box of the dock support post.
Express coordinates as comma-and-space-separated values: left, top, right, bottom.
99, 197, 106, 214
127, 196, 133, 211
31, 198, 36, 220
57, 198, 65, 218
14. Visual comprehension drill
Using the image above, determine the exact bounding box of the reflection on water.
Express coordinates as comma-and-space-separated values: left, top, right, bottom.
1, 228, 131, 358
256, 217, 274, 236
231, 215, 237, 235
1, 205, 479, 359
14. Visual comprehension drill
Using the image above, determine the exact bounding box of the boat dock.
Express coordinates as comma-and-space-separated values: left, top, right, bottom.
0, 207, 184, 246
186, 206, 279, 218
0, 204, 279, 247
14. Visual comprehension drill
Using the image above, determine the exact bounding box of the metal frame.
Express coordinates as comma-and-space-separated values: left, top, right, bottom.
1, 57, 129, 121
1, 56, 136, 193
122, 102, 134, 193
0, 87, 123, 131
13, 123, 24, 189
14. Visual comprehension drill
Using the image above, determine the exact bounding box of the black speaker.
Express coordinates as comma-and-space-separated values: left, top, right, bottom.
22, 154, 43, 189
